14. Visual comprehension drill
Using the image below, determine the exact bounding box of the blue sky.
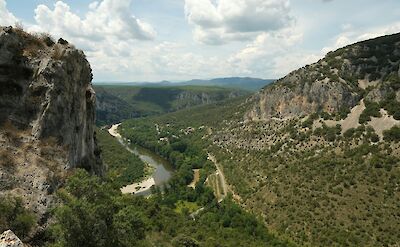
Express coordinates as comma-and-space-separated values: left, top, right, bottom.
1, 0, 399, 82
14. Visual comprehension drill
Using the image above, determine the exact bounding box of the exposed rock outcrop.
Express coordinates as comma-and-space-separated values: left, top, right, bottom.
247, 32, 400, 120
0, 26, 104, 240
0, 26, 103, 174
0, 230, 25, 247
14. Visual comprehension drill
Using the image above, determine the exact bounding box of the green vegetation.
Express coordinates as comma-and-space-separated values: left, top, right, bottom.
47, 170, 147, 247
383, 126, 400, 141
97, 128, 146, 187
45, 96, 293, 246
119, 91, 400, 246
95, 85, 249, 125
47, 169, 293, 247
313, 124, 342, 142
359, 101, 382, 124
174, 200, 200, 214
0, 196, 36, 239
380, 91, 400, 120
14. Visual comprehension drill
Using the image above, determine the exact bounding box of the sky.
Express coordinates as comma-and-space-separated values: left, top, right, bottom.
1, 0, 399, 82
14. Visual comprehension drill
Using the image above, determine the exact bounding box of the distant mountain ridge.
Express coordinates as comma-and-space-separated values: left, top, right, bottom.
95, 85, 249, 125
94, 77, 275, 92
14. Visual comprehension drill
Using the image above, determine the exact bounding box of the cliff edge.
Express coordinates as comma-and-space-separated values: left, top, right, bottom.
0, 26, 103, 240
0, 26, 102, 174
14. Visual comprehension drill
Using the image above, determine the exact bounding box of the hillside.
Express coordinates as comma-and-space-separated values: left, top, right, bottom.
180, 77, 274, 91
0, 26, 290, 247
0, 26, 103, 242
95, 77, 274, 92
95, 85, 249, 125
120, 33, 400, 246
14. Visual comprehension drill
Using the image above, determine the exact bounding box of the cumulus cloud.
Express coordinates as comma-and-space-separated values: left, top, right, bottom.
0, 0, 17, 26
322, 22, 400, 54
34, 0, 155, 42
184, 0, 294, 45
227, 27, 306, 77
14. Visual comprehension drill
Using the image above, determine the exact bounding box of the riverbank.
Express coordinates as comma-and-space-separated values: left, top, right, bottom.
108, 123, 174, 195
108, 123, 157, 194
108, 123, 122, 138
120, 177, 155, 194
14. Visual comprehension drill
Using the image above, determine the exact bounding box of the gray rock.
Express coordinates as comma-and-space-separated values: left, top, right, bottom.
0, 26, 103, 175
247, 33, 400, 120
0, 230, 25, 247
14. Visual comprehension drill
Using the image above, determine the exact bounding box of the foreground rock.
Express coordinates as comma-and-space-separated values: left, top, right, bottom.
0, 230, 25, 247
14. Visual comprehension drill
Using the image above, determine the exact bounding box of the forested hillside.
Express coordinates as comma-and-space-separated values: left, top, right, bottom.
95, 85, 248, 125
118, 33, 400, 246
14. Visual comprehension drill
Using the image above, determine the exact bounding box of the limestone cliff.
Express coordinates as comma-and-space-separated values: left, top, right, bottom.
0, 26, 102, 174
0, 26, 103, 239
247, 32, 400, 120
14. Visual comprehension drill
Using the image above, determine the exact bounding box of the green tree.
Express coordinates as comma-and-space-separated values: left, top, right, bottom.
113, 206, 146, 246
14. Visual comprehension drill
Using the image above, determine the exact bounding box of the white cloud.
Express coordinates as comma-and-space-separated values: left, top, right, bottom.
0, 0, 17, 26
34, 0, 155, 42
227, 27, 306, 77
322, 22, 400, 54
88, 1, 99, 10
184, 0, 294, 45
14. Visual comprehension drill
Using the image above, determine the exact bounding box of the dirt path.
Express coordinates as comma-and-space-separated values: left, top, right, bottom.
208, 153, 242, 202
188, 169, 200, 189
209, 155, 228, 197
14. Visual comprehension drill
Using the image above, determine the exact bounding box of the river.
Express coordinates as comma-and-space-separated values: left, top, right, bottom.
108, 124, 174, 196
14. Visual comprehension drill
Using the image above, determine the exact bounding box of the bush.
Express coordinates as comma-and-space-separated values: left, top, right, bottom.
337, 107, 351, 120
370, 133, 380, 143
380, 92, 400, 120
50, 169, 147, 247
359, 101, 381, 124
383, 126, 400, 141
0, 196, 36, 239
343, 128, 355, 139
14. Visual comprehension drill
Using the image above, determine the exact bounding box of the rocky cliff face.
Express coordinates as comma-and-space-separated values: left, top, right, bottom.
0, 26, 103, 239
174, 90, 244, 110
247, 32, 400, 120
0, 26, 102, 174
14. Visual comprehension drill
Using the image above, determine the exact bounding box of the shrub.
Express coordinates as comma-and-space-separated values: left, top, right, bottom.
380, 92, 400, 120
370, 133, 380, 143
344, 128, 355, 139
359, 101, 381, 124
383, 126, 400, 141
0, 196, 36, 239
337, 107, 351, 120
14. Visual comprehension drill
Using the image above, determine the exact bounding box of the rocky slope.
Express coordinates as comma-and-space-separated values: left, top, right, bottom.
206, 33, 400, 246
0, 26, 103, 240
247, 32, 400, 120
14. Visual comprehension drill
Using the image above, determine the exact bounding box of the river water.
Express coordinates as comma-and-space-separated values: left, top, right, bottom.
111, 124, 174, 196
